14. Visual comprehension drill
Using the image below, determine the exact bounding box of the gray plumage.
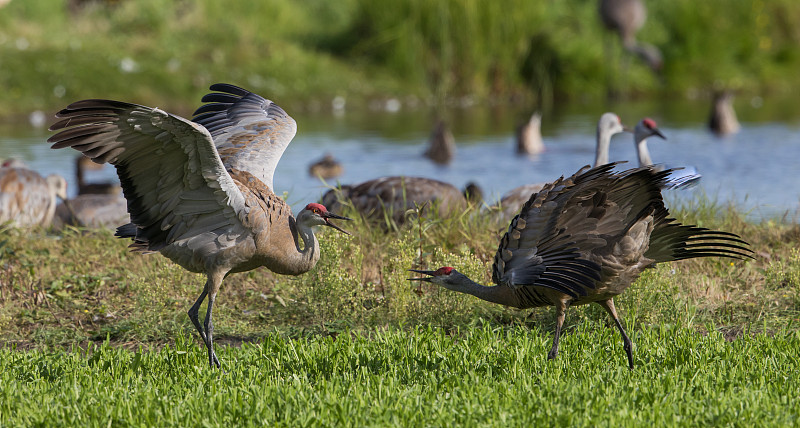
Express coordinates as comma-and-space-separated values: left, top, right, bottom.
411, 163, 752, 368
48, 84, 350, 368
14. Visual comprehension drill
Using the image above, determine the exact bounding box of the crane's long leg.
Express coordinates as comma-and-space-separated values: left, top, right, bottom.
598, 298, 634, 369
204, 291, 220, 369
547, 300, 570, 361
188, 288, 208, 343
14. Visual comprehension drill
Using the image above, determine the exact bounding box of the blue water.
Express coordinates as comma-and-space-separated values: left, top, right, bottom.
2, 101, 799, 221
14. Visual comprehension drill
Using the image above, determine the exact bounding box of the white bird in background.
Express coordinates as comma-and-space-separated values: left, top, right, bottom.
48, 84, 351, 368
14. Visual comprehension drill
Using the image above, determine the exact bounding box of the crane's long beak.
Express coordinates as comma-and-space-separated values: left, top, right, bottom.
653, 128, 666, 140
323, 212, 352, 235
407, 269, 435, 282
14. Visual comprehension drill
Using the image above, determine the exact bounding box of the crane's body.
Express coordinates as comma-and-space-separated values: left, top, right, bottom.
0, 166, 67, 228
599, 0, 662, 73
411, 163, 751, 368
322, 176, 476, 226
709, 91, 740, 136
516, 112, 544, 156
424, 120, 455, 165
499, 113, 628, 220
48, 84, 349, 368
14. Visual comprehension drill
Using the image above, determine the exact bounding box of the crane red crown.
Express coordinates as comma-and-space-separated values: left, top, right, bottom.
304, 203, 327, 214
436, 267, 454, 275
643, 118, 658, 129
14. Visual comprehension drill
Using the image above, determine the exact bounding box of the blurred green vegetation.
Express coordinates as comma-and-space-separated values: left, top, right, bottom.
0, 0, 798, 115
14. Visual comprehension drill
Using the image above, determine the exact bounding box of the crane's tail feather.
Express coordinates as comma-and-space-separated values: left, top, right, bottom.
646, 220, 753, 263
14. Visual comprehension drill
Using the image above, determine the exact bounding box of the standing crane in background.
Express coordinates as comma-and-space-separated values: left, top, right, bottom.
516, 112, 544, 156
0, 165, 67, 228
632, 118, 701, 188
708, 90, 741, 136
424, 120, 456, 165
498, 112, 628, 220
48, 84, 351, 368
599, 0, 663, 78
410, 163, 752, 369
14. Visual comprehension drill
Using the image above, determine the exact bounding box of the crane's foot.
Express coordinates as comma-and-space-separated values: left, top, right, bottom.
547, 347, 559, 360
623, 340, 634, 370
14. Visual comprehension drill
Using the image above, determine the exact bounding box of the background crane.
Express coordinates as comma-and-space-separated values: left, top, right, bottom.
498, 112, 628, 220
48, 84, 351, 368
632, 117, 701, 188
410, 163, 751, 369
0, 165, 67, 228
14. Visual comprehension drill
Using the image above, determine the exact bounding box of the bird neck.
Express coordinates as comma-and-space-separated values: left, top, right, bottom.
635, 137, 653, 166
286, 217, 320, 275
448, 276, 520, 307
595, 128, 612, 166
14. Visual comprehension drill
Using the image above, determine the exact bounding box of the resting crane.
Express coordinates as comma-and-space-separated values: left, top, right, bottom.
0, 166, 67, 228
498, 113, 628, 220
322, 176, 479, 226
411, 163, 751, 368
48, 83, 351, 368
424, 120, 456, 165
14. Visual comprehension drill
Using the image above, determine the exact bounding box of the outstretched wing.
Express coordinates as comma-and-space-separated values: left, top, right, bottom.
491, 164, 615, 301
48, 100, 247, 252
191, 83, 297, 191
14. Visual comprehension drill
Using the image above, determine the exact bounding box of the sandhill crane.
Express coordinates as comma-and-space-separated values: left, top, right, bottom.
633, 118, 700, 188
48, 83, 351, 368
516, 112, 544, 156
54, 194, 129, 229
708, 90, 740, 136
0, 166, 67, 228
76, 155, 121, 195
322, 176, 479, 226
410, 163, 751, 368
599, 0, 663, 73
1, 158, 27, 168
424, 120, 455, 165
498, 113, 628, 220
308, 153, 343, 180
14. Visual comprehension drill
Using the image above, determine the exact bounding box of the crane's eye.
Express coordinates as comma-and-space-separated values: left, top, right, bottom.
313, 208, 320, 214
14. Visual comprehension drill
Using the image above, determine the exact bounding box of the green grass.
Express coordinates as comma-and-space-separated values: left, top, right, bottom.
1, 197, 799, 425
2, 326, 799, 426
1, 0, 800, 116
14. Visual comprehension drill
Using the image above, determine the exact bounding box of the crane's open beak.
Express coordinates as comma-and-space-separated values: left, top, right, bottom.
323, 212, 352, 235
407, 269, 435, 282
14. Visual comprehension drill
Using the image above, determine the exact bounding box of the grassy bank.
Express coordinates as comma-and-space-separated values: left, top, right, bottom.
0, 197, 796, 349
0, 197, 798, 424
3, 327, 799, 426
1, 0, 799, 117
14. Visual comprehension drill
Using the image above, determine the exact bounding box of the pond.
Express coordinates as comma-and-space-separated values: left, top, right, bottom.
1, 95, 798, 221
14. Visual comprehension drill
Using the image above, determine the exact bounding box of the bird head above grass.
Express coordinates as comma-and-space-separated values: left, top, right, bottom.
299, 203, 352, 235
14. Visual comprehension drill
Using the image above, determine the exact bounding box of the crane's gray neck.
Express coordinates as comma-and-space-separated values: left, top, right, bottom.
287, 217, 320, 275
635, 137, 653, 167
446, 276, 520, 307
595, 127, 612, 166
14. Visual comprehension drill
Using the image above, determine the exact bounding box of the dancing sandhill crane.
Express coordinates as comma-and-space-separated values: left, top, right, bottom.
308, 153, 343, 180
708, 90, 740, 136
0, 166, 67, 228
498, 113, 628, 220
410, 163, 752, 368
633, 118, 701, 188
48, 83, 351, 368
424, 120, 455, 165
599, 0, 663, 73
322, 176, 479, 226
516, 112, 544, 156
